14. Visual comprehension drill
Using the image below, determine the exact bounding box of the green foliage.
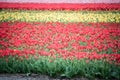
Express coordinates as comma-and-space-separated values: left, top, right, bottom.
0, 56, 120, 79
106, 48, 113, 54
79, 41, 87, 46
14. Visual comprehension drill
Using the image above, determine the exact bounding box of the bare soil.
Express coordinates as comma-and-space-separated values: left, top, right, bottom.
0, 74, 91, 80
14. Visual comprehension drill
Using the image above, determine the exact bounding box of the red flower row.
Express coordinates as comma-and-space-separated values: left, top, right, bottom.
0, 48, 120, 65
0, 3, 120, 10
0, 22, 120, 64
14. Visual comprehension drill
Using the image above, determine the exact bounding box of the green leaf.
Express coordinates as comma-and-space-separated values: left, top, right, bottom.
60, 74, 66, 77
79, 41, 87, 46
26, 73, 31, 76
107, 48, 113, 54
111, 72, 117, 77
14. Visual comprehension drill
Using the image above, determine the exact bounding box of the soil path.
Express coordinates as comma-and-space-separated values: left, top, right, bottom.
0, 74, 90, 80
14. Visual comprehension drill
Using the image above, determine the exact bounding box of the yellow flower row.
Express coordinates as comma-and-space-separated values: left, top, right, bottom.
0, 10, 120, 23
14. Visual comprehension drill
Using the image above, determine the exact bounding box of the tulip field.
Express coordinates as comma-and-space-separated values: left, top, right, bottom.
0, 3, 120, 79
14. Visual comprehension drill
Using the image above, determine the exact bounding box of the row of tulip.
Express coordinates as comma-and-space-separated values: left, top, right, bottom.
0, 9, 120, 23
0, 21, 120, 79
0, 22, 120, 64
0, 3, 120, 10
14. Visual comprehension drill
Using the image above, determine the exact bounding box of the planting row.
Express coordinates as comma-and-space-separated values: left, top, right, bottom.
1, 56, 120, 79
0, 10, 120, 22
0, 22, 120, 64
0, 3, 120, 10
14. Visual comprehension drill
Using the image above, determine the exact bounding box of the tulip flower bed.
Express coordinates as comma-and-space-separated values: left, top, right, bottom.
0, 21, 120, 79
0, 3, 120, 10
0, 6, 120, 79
0, 10, 120, 23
